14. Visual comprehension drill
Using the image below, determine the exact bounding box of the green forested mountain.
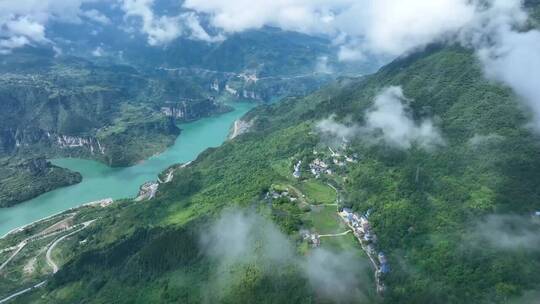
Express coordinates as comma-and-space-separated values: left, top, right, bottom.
0, 157, 82, 207
5, 42, 539, 303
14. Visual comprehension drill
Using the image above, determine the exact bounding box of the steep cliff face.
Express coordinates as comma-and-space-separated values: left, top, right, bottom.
0, 157, 82, 207
160, 98, 232, 122
1, 117, 181, 167
0, 58, 207, 167
166, 67, 334, 103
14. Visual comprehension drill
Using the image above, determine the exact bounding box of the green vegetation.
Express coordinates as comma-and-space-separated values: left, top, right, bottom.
304, 205, 343, 235
0, 27, 348, 203
297, 180, 337, 205
0, 158, 81, 207
3, 41, 540, 304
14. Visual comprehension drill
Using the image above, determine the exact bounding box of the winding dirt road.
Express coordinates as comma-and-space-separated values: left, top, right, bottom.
45, 220, 95, 273
318, 230, 352, 238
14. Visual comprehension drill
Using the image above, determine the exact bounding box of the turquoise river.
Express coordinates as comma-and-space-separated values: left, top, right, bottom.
0, 102, 254, 236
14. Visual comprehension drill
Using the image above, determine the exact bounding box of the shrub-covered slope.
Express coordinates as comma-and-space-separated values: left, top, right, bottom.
0, 157, 82, 207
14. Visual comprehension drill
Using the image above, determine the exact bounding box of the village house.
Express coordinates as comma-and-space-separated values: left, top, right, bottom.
345, 154, 359, 163
293, 160, 302, 178
333, 158, 346, 167
265, 188, 298, 203
367, 244, 376, 255
340, 208, 377, 243
311, 234, 321, 247
378, 252, 390, 274
302, 231, 321, 248
309, 158, 330, 178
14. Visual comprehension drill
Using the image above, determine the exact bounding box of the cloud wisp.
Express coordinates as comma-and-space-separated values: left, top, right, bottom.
317, 86, 444, 151
182, 0, 476, 58
0, 0, 98, 53
121, 0, 224, 45
469, 1, 540, 131
121, 0, 182, 46
470, 214, 540, 252
316, 115, 361, 143
183, 0, 540, 130
200, 209, 370, 302
363, 86, 444, 150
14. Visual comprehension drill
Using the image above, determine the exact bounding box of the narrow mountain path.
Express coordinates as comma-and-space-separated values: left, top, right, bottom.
0, 214, 79, 272
318, 230, 352, 238
45, 220, 95, 273
0, 281, 46, 304
0, 242, 26, 272
164, 170, 174, 183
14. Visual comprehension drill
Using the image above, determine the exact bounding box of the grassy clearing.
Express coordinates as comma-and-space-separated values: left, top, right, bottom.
297, 179, 336, 205
304, 205, 345, 235
320, 233, 363, 254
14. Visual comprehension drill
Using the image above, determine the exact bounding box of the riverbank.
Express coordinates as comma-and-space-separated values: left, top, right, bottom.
0, 102, 256, 236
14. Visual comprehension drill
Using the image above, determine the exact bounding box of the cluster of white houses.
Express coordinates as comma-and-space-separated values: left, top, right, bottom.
329, 147, 359, 166
293, 146, 359, 179
265, 188, 298, 202
339, 207, 390, 276
302, 231, 321, 248
309, 158, 332, 178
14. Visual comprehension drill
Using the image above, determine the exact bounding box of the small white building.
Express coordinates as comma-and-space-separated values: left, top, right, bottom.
293, 160, 302, 178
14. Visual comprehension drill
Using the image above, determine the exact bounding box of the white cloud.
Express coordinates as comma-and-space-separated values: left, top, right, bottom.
0, 36, 30, 54
183, 0, 476, 57
183, 0, 347, 34
183, 12, 224, 43
338, 44, 364, 62
121, 0, 223, 45
316, 115, 360, 141
184, 0, 540, 130
354, 0, 475, 56
468, 133, 504, 147
471, 214, 540, 252
302, 249, 368, 301
121, 0, 183, 46
480, 31, 540, 130
315, 56, 333, 74
467, 1, 540, 131
0, 0, 99, 53
201, 209, 370, 302
364, 86, 444, 150
317, 87, 444, 151
82, 9, 111, 25
0, 16, 47, 53
92, 46, 104, 57
4, 16, 46, 42
0, 0, 538, 133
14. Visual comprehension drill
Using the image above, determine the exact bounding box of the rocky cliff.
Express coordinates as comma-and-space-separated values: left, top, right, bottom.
160, 98, 232, 122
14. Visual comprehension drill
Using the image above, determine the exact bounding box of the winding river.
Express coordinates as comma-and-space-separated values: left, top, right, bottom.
0, 102, 254, 236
